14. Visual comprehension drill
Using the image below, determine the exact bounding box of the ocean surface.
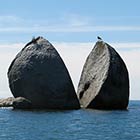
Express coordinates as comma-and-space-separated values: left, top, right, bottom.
0, 101, 140, 140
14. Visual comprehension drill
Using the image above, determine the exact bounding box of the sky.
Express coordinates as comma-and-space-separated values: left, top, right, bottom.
0, 0, 140, 100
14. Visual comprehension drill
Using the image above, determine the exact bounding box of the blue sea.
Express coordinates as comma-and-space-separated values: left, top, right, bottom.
0, 101, 140, 140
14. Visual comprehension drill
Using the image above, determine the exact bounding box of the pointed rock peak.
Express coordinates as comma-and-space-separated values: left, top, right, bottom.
25, 36, 51, 48
35, 36, 49, 43
96, 40, 105, 48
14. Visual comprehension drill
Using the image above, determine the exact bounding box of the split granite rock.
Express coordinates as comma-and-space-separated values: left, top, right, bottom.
8, 36, 80, 109
77, 41, 129, 110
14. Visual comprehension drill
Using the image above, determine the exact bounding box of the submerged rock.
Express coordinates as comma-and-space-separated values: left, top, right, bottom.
8, 37, 80, 109
77, 41, 129, 110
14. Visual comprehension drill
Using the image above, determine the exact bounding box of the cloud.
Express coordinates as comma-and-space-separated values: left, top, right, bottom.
0, 15, 21, 22
0, 25, 140, 33
0, 43, 24, 49
119, 49, 140, 99
0, 15, 24, 27
60, 14, 92, 26
0, 41, 140, 99
0, 15, 140, 33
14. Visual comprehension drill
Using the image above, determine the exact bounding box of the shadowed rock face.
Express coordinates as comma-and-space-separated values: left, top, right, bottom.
77, 41, 129, 110
8, 37, 80, 109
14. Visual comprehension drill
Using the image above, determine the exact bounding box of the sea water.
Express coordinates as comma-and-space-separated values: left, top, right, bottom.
0, 101, 140, 140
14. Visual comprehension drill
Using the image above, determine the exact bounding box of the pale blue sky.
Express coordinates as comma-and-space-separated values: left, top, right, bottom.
0, 0, 140, 99
0, 0, 140, 43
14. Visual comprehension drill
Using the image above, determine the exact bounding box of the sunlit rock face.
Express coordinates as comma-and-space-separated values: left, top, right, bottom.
0, 97, 14, 107
77, 41, 129, 110
8, 37, 80, 109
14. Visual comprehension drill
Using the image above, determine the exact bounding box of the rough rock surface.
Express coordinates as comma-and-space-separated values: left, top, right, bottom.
77, 41, 129, 110
13, 97, 32, 109
8, 37, 80, 109
0, 97, 14, 107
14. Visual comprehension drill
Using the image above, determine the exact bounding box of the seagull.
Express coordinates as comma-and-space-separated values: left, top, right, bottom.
97, 36, 102, 40
31, 36, 41, 44
24, 36, 40, 47
97, 36, 105, 46
31, 36, 37, 43
32, 36, 35, 41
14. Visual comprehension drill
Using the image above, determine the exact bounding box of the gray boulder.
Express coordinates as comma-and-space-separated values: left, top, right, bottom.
13, 97, 32, 109
77, 41, 129, 110
8, 37, 80, 109
0, 97, 14, 107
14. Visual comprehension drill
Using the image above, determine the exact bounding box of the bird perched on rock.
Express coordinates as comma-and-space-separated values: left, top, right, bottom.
25, 36, 41, 47
97, 36, 102, 40
32, 36, 41, 43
